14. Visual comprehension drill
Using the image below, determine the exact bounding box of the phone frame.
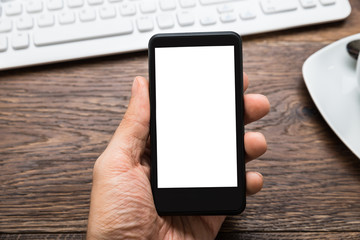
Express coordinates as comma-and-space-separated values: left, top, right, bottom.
148, 32, 245, 215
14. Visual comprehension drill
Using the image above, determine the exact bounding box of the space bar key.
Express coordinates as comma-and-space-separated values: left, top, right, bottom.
34, 20, 133, 46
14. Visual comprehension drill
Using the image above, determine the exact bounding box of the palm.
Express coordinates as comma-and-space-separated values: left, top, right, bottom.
93, 143, 225, 240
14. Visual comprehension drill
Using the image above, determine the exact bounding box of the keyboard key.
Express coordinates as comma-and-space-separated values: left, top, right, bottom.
47, 0, 64, 10
200, 15, 217, 26
157, 14, 174, 29
159, 0, 176, 11
300, 0, 317, 8
17, 16, 34, 30
59, 12, 76, 24
0, 19, 12, 33
0, 36, 8, 52
220, 12, 236, 23
177, 12, 195, 26
34, 19, 133, 46
179, 0, 196, 8
88, 0, 104, 6
5, 2, 22, 16
99, 6, 116, 19
240, 8, 257, 20
140, 2, 156, 13
200, 0, 234, 5
108, 0, 123, 2
12, 33, 29, 50
38, 14, 55, 27
217, 4, 234, 13
320, 0, 336, 6
68, 0, 84, 8
119, 3, 136, 16
136, 16, 154, 32
27, 0, 44, 13
260, 0, 297, 14
79, 8, 96, 21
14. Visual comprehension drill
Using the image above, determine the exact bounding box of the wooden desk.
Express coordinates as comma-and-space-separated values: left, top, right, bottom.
1, 1, 360, 239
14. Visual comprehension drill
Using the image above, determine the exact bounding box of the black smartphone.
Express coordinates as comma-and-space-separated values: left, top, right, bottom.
148, 32, 245, 215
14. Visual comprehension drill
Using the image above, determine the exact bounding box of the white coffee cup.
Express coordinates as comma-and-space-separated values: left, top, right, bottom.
357, 55, 360, 85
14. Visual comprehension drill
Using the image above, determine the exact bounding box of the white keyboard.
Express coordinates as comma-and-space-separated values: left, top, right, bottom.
0, 0, 351, 70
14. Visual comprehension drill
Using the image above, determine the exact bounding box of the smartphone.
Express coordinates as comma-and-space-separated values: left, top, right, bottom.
148, 32, 245, 215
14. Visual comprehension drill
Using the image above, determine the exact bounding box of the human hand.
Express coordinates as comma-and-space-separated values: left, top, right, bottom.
87, 74, 270, 240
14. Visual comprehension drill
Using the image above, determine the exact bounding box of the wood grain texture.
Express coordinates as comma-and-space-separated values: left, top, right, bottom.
1, 0, 360, 237
2, 232, 360, 240
0, 233, 85, 240
216, 232, 360, 240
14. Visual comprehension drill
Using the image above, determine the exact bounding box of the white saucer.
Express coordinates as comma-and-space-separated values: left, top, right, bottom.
303, 33, 360, 159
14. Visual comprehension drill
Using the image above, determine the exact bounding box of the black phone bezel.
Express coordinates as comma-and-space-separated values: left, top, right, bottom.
148, 32, 245, 215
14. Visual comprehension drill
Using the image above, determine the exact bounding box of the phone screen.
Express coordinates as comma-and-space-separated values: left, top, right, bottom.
155, 45, 238, 189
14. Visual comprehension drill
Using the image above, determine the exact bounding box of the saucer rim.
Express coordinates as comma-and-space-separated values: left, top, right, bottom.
302, 33, 360, 159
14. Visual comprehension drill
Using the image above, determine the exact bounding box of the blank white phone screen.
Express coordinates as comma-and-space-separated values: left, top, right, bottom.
155, 46, 238, 188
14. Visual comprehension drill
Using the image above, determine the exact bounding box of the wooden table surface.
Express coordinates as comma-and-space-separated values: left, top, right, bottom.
1, 1, 360, 239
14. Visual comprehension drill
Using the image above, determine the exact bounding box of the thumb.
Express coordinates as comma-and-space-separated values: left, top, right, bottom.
106, 76, 150, 166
